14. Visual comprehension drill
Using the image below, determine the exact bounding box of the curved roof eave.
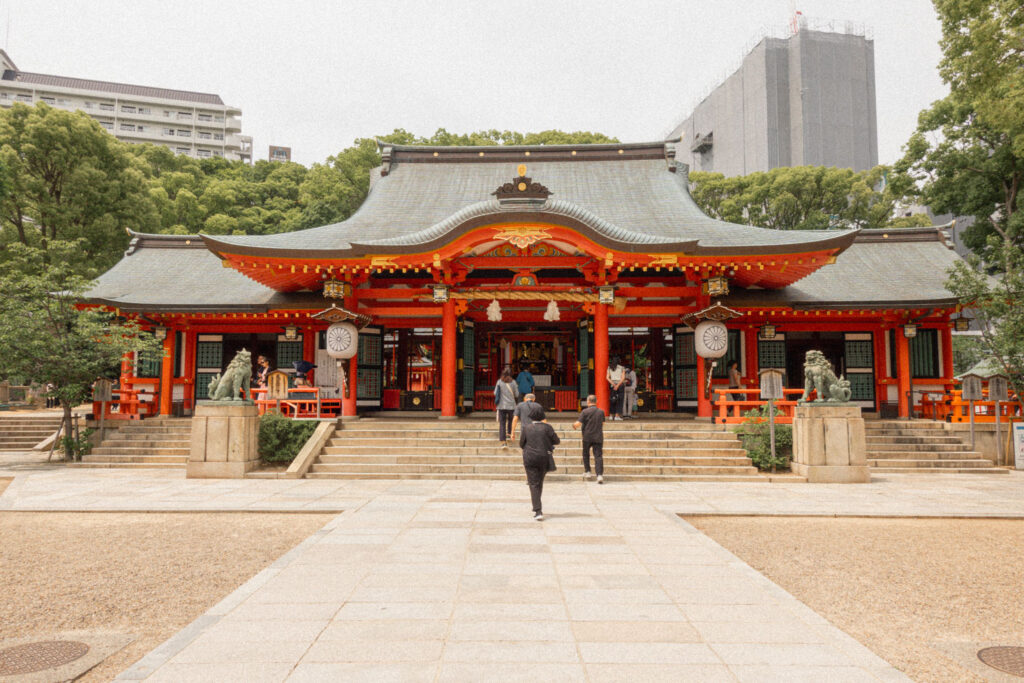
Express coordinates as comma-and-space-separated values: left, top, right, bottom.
202, 201, 860, 259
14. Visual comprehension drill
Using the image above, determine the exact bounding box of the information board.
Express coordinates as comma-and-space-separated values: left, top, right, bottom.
1013, 423, 1024, 470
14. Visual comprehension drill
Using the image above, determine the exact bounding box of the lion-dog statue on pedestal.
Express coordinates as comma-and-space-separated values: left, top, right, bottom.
799, 349, 852, 403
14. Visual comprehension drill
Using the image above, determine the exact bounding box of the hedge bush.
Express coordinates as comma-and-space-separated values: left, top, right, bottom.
735, 405, 792, 472
258, 413, 317, 464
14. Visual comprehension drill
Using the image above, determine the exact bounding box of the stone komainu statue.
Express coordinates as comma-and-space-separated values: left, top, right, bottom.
207, 349, 251, 401
799, 350, 852, 403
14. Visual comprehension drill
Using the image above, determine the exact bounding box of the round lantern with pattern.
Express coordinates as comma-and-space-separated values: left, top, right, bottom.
325, 322, 358, 359
694, 320, 729, 359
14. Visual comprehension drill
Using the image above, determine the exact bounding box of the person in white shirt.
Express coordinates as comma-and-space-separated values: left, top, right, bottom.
606, 357, 625, 420
622, 366, 637, 419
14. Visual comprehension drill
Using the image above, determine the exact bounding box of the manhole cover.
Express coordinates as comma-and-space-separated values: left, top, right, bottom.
979, 646, 1024, 678
0, 640, 90, 676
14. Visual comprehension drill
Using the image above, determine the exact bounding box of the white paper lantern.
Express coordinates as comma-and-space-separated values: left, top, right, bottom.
487, 299, 502, 322
694, 320, 729, 359
543, 301, 560, 321
324, 322, 358, 359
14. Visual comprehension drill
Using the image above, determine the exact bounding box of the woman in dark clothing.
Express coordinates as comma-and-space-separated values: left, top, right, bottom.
519, 403, 559, 521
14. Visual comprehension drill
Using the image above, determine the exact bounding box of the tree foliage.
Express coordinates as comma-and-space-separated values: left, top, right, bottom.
0, 102, 156, 272
688, 165, 928, 231
918, 0, 1024, 411
0, 242, 162, 456
900, 0, 1023, 266
0, 117, 617, 272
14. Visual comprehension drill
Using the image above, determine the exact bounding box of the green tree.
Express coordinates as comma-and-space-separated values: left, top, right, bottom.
689, 165, 923, 230
0, 242, 162, 457
917, 0, 1024, 410
0, 103, 157, 272
947, 245, 1024, 412
899, 0, 1023, 267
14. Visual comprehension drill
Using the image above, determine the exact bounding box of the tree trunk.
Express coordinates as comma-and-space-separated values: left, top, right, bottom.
61, 402, 73, 461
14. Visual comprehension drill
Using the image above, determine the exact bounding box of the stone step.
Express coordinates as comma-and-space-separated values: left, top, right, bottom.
865, 435, 965, 444
326, 437, 742, 449
310, 462, 758, 475
340, 421, 725, 432
865, 450, 984, 460
80, 454, 188, 464
305, 468, 763, 481
69, 461, 187, 469
89, 446, 190, 456
865, 443, 974, 453
107, 431, 192, 440
869, 466, 1008, 474
334, 429, 737, 440
114, 427, 192, 436
316, 454, 754, 467
321, 445, 747, 457
867, 458, 998, 468
865, 421, 948, 429
102, 438, 191, 449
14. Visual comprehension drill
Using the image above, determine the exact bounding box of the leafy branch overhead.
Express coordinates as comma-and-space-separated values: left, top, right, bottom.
688, 165, 929, 231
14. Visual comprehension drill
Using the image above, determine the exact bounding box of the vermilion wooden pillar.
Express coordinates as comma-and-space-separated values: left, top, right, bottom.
182, 330, 196, 411
159, 331, 176, 416
343, 292, 358, 417
873, 327, 888, 413
440, 299, 457, 417
744, 326, 759, 381
594, 303, 609, 414
941, 325, 954, 382
697, 356, 712, 417
896, 329, 911, 418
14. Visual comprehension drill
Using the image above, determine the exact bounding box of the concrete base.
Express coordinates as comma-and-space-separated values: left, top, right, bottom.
791, 462, 870, 483
187, 402, 260, 479
793, 403, 871, 483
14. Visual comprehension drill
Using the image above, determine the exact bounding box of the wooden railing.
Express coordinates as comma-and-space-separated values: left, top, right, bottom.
91, 388, 158, 421
944, 389, 1023, 424
713, 388, 806, 425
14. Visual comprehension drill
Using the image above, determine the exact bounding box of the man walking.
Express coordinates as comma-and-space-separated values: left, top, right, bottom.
573, 394, 605, 484
520, 403, 559, 520
511, 392, 536, 442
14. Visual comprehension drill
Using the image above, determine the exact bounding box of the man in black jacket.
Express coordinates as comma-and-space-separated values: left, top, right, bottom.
573, 394, 605, 484
519, 403, 559, 521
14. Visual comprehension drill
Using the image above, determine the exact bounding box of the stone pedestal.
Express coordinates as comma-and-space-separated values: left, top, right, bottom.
792, 404, 870, 483
187, 401, 259, 478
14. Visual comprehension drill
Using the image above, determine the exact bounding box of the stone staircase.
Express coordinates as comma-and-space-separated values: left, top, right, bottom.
864, 420, 1007, 474
0, 415, 62, 450
75, 418, 191, 469
307, 418, 762, 481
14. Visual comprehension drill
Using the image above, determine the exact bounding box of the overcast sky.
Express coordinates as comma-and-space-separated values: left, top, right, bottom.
5, 0, 946, 166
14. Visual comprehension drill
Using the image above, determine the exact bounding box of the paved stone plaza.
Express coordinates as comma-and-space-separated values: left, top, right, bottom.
2, 459, 1023, 681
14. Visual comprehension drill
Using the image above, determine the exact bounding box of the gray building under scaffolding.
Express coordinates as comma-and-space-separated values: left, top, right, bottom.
667, 20, 878, 177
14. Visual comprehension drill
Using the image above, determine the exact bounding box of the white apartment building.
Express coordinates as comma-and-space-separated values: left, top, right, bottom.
0, 50, 252, 163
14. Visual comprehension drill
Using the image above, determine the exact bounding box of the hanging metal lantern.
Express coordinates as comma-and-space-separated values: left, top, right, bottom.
759, 323, 777, 340
703, 275, 729, 297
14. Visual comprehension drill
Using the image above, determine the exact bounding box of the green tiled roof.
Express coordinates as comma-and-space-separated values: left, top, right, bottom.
201, 142, 858, 258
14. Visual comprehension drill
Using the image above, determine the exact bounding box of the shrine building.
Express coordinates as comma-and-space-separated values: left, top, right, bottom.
85, 141, 966, 421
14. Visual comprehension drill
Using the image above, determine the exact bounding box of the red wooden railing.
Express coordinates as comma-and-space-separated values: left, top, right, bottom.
713, 388, 805, 425
944, 389, 1023, 424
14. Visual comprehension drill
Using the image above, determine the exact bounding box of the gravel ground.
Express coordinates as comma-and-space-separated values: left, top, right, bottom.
0, 512, 334, 682
688, 516, 1024, 682
0, 477, 10, 495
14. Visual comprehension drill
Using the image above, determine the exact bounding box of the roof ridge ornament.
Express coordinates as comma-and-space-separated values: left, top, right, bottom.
492, 164, 552, 206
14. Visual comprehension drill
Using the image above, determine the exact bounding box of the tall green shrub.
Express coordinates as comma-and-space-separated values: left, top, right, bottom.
735, 405, 792, 472
258, 413, 317, 464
